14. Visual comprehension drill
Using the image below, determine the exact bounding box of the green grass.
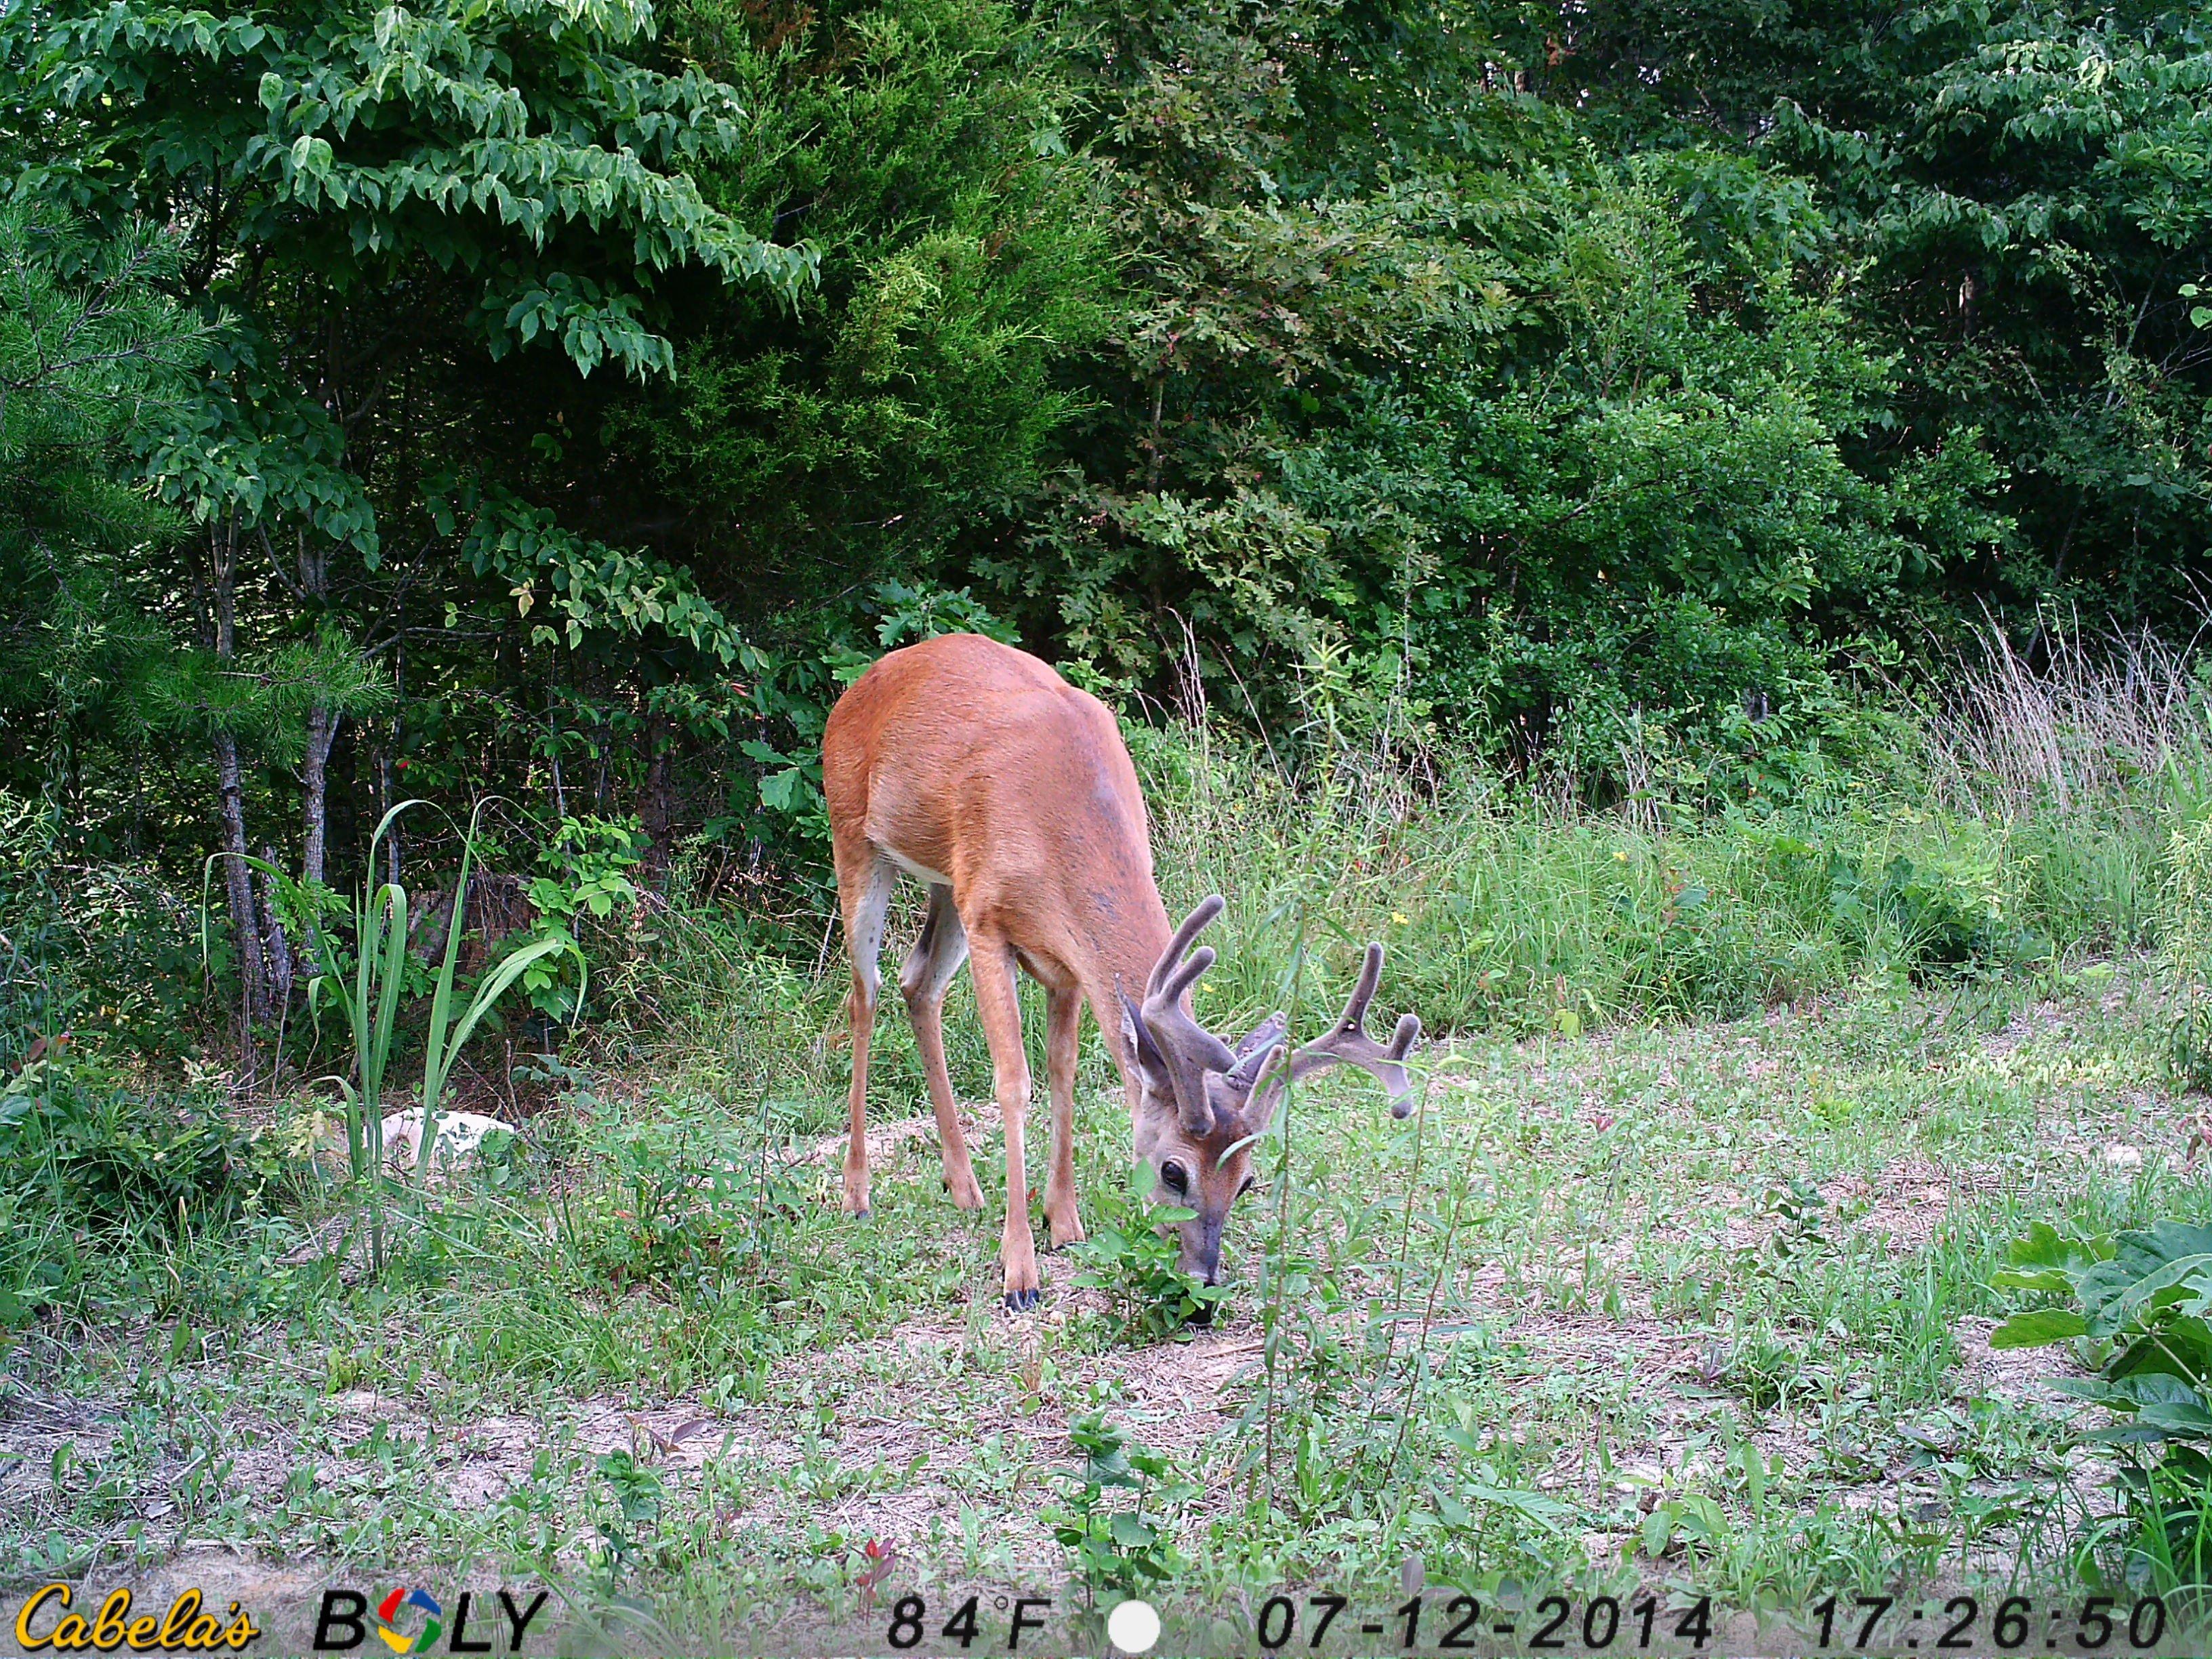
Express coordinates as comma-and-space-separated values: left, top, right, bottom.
3, 957, 2198, 1618
5, 720, 2210, 1643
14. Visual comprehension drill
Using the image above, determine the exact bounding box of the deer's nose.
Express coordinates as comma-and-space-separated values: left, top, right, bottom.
1183, 1208, 1227, 1286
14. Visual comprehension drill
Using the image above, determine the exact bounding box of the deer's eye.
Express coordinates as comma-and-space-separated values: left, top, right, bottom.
1237, 1176, 1256, 1198
1160, 1160, 1189, 1194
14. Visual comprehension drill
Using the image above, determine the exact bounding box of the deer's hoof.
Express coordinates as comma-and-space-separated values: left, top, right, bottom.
1002, 1287, 1042, 1313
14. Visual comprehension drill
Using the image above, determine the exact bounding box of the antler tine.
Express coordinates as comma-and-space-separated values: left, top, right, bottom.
1142, 898, 1237, 1135
1252, 942, 1426, 1120
1330, 943, 1384, 1035
1226, 1010, 1290, 1090
1148, 894, 1226, 998
1156, 943, 1218, 1008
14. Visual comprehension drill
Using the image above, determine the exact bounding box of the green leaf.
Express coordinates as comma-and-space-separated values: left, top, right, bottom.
1108, 1513, 1155, 1547
290, 134, 333, 178
1990, 1308, 2088, 1349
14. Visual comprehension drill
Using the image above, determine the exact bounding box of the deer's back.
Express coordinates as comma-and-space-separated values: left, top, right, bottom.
823, 634, 1152, 897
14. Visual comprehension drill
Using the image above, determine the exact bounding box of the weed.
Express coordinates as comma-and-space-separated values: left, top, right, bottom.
1750, 1177, 1834, 1275
595, 1449, 667, 1581
0, 1049, 253, 1331
1046, 1414, 1193, 1604
557, 1113, 799, 1295
1070, 1164, 1228, 1340
1991, 1221, 2212, 1590
1716, 1328, 1809, 1412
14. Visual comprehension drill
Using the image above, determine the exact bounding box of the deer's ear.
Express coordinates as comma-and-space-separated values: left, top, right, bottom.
1222, 1011, 1287, 1096
1230, 1010, 1288, 1064
1119, 990, 1172, 1094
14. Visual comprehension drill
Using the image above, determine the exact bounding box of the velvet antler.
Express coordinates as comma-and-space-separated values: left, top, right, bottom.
1244, 943, 1423, 1118
1139, 896, 1239, 1135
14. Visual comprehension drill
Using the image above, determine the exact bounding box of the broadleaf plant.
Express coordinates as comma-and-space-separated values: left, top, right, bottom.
1992, 1220, 2212, 1588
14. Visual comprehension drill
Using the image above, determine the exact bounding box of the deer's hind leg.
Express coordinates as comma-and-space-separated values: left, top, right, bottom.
901, 883, 983, 1210
836, 848, 897, 1217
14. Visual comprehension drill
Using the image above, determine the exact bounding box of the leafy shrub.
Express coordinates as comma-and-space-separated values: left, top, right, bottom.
1992, 1221, 2212, 1589
515, 814, 647, 1023
0, 1048, 251, 1330
0, 1050, 247, 1224
0, 792, 209, 1067
1070, 1164, 1228, 1340
1825, 849, 2051, 975
1045, 1414, 1193, 1602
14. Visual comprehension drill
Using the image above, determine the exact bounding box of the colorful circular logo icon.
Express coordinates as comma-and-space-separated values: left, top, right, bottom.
375, 1588, 443, 1655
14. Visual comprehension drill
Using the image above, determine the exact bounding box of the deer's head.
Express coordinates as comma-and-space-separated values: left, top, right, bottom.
1118, 896, 1422, 1289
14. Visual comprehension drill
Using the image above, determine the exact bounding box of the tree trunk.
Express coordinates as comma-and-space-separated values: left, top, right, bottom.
299, 535, 337, 889
216, 728, 266, 1024
259, 843, 294, 1005
208, 519, 268, 1030
546, 684, 568, 823
302, 702, 336, 886
640, 712, 674, 886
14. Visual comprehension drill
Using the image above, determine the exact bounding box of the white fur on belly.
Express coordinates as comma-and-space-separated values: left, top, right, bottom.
886, 849, 952, 887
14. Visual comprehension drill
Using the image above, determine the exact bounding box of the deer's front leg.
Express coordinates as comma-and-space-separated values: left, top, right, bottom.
1044, 985, 1084, 1249
966, 936, 1040, 1310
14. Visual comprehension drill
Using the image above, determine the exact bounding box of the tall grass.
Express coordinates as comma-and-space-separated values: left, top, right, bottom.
1130, 638, 2201, 1039
234, 800, 577, 1272
611, 626, 2212, 1132
1924, 619, 2212, 815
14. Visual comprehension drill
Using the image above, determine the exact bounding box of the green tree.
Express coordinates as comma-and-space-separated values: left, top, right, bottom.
1288, 155, 2005, 781
1002, 0, 1999, 779
1540, 0, 2212, 629
513, 0, 1116, 856
1, 0, 815, 1018
1011, 0, 1500, 703
657, 0, 1109, 596
0, 204, 207, 811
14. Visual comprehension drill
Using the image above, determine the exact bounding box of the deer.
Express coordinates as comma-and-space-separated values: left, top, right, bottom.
822, 633, 1422, 1309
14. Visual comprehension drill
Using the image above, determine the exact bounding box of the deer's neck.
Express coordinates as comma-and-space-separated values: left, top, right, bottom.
1094, 903, 1173, 1008
1068, 874, 1173, 1056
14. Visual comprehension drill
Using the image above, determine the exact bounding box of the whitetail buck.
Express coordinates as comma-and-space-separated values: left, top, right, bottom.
823, 634, 1421, 1309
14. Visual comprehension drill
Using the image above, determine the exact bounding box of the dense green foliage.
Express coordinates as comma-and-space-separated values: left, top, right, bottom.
1, 0, 2209, 1034
7, 0, 2212, 1604
1555, 0, 2212, 621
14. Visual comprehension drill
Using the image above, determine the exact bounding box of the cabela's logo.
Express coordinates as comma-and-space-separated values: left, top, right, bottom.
14, 1586, 261, 1653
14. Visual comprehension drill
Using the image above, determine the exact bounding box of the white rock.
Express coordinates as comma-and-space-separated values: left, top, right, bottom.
379, 1107, 517, 1172
2104, 1143, 2144, 1171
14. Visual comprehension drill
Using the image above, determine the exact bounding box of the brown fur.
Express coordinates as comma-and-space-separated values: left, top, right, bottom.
824, 634, 1419, 1309
825, 636, 1202, 1306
